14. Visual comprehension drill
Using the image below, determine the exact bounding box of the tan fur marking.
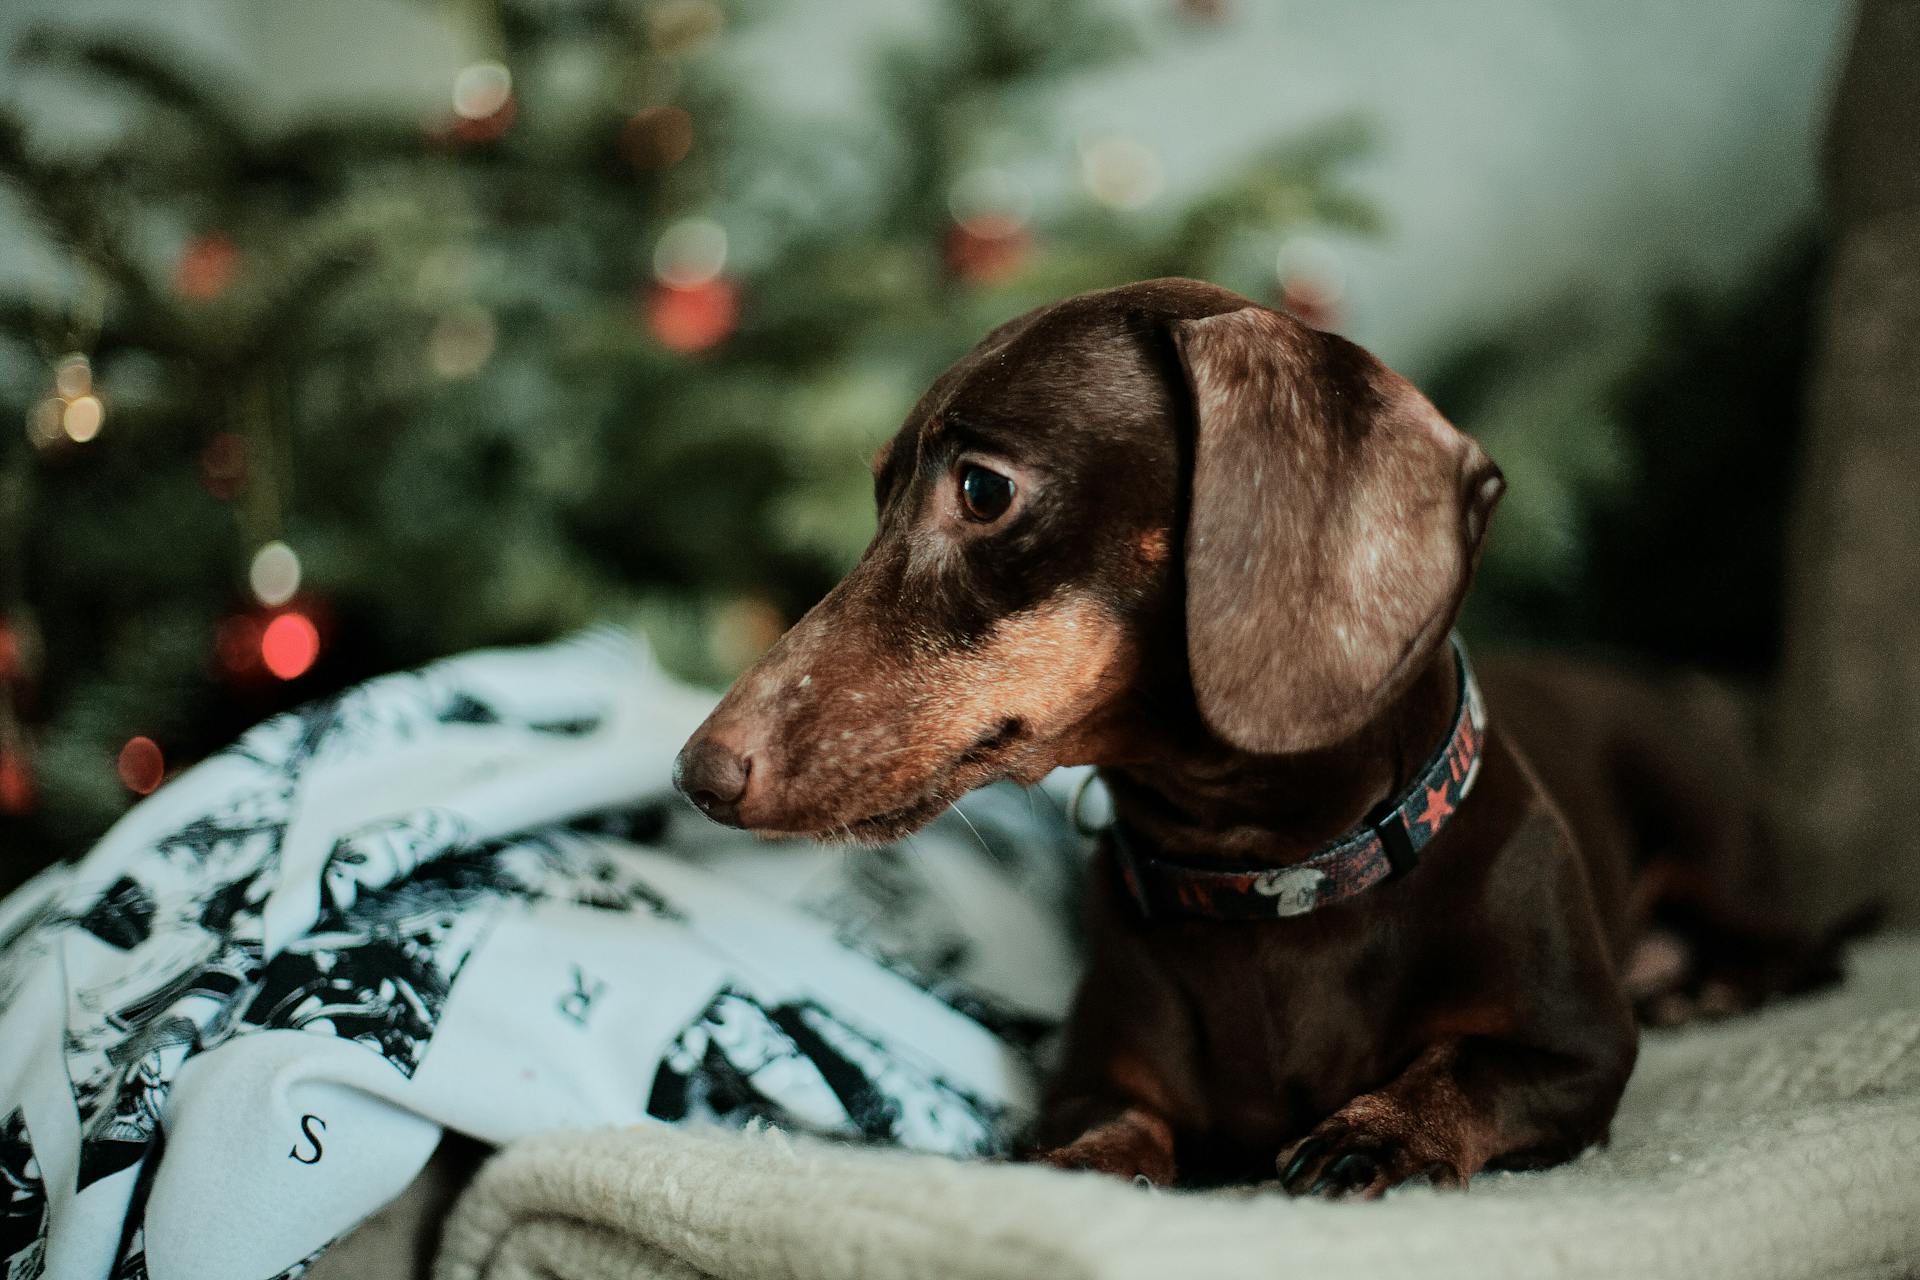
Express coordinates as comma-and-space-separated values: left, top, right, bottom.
712, 590, 1136, 834
914, 594, 1129, 743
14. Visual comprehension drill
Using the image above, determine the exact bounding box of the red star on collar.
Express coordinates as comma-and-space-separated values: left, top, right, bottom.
1414, 783, 1455, 834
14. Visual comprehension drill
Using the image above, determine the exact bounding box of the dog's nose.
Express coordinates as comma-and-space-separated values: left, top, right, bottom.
673, 735, 754, 826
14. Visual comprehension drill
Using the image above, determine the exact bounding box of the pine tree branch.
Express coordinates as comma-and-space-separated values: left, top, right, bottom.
15, 25, 250, 157
0, 109, 199, 359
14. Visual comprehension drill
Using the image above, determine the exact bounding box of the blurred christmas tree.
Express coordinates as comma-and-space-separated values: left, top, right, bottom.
0, 0, 1376, 881
1434, 235, 1820, 678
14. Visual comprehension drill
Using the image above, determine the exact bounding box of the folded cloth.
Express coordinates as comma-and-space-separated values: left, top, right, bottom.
436, 934, 1920, 1280
0, 632, 1089, 1280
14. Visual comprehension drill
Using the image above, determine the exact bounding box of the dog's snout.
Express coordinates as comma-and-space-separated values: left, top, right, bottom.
673, 734, 754, 827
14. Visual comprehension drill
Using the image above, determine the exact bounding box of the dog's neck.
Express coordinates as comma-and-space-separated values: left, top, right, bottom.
1099, 643, 1461, 868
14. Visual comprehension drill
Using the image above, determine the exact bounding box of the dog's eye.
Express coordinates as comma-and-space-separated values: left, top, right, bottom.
958, 464, 1016, 522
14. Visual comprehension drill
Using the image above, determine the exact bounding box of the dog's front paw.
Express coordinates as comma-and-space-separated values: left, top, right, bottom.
1029, 1142, 1161, 1184
1276, 1101, 1468, 1200
1025, 1109, 1176, 1186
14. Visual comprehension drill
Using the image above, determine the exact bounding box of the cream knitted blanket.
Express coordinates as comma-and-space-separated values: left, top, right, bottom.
435, 935, 1920, 1280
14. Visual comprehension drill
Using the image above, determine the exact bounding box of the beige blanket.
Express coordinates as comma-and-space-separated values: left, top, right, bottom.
433, 936, 1920, 1280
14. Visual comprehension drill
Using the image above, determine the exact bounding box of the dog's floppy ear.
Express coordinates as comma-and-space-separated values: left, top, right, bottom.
1170, 305, 1504, 755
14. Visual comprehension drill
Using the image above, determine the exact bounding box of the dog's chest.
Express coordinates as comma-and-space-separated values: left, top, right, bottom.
1160, 918, 1412, 1146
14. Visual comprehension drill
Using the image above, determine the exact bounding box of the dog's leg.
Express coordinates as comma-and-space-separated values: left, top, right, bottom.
1615, 675, 1871, 1023
1275, 1035, 1630, 1199
1630, 888, 1875, 1025
1272, 779, 1635, 1198
1027, 1098, 1178, 1185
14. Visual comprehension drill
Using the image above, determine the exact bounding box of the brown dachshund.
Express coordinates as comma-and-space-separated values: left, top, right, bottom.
674, 278, 1852, 1196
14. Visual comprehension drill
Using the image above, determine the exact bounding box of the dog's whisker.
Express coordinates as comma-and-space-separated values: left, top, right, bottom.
949, 798, 996, 863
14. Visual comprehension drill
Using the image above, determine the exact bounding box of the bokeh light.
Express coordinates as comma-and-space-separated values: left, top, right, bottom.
261, 612, 321, 680
652, 217, 728, 288
0, 756, 32, 816
1081, 135, 1164, 211
452, 62, 513, 120
116, 736, 165, 795
947, 168, 1032, 235
646, 0, 725, 56
53, 354, 91, 399
248, 541, 302, 608
646, 279, 738, 353
214, 614, 265, 678
62, 395, 104, 443
173, 234, 242, 301
709, 595, 787, 671
944, 219, 1032, 284
428, 306, 498, 378
1274, 237, 1346, 329
24, 399, 63, 450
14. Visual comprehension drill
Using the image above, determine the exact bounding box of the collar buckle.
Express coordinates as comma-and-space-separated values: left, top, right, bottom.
1368, 799, 1420, 880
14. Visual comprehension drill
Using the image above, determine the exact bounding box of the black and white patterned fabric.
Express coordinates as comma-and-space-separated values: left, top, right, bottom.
0, 631, 1088, 1280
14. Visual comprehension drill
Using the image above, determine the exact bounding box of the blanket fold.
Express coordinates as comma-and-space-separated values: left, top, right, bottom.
0, 632, 1088, 1280
436, 936, 1920, 1280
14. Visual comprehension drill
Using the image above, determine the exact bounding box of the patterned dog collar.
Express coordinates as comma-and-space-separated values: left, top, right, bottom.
1110, 635, 1486, 923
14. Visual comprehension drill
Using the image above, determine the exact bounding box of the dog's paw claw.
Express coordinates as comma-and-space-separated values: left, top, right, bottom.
1326, 1151, 1380, 1188
1279, 1137, 1326, 1186
1278, 1120, 1461, 1199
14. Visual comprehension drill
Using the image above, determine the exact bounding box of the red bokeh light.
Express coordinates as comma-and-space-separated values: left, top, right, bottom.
174, 234, 243, 301
261, 611, 321, 680
1278, 273, 1343, 331
117, 736, 166, 796
944, 216, 1032, 285
0, 755, 32, 815
645, 279, 739, 354
0, 622, 17, 680
449, 95, 517, 145
215, 614, 265, 679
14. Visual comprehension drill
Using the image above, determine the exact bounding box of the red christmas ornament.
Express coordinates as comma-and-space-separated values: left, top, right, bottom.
117, 736, 166, 796
0, 754, 32, 816
944, 216, 1032, 285
174, 235, 243, 301
645, 279, 739, 354
261, 611, 321, 681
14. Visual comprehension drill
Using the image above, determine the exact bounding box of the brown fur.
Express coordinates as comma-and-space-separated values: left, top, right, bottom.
675, 279, 1852, 1196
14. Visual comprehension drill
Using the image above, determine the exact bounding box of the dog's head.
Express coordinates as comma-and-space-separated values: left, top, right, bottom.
674, 279, 1503, 841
